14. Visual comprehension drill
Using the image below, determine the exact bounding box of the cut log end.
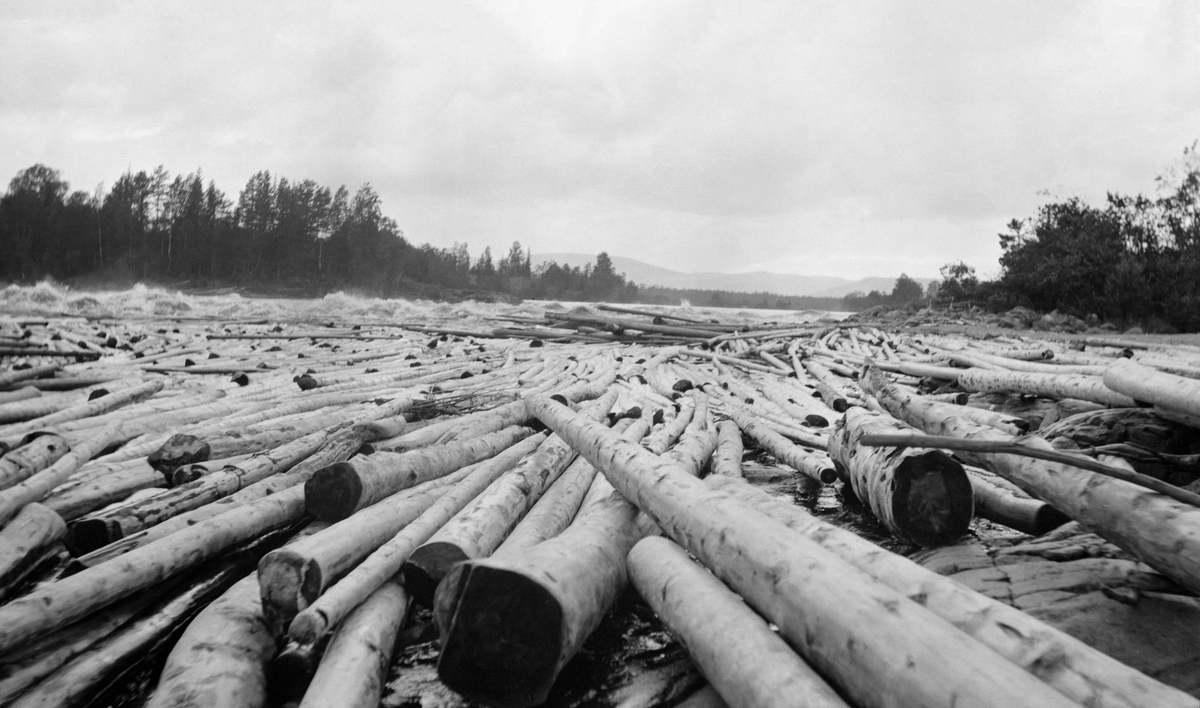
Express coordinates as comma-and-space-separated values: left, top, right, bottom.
894, 452, 974, 547
1032, 505, 1072, 536
147, 434, 211, 477
304, 462, 364, 522
64, 517, 121, 556
435, 563, 563, 708
401, 542, 471, 607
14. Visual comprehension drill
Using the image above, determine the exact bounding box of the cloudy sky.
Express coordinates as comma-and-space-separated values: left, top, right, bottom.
2, 1, 1198, 280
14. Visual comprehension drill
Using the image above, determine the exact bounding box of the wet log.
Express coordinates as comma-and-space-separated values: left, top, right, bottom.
628, 536, 848, 708
0, 480, 310, 654
0, 503, 66, 602
1, 380, 163, 442
429, 423, 717, 708
957, 368, 1135, 407
706, 475, 1198, 708
709, 420, 743, 477
521, 393, 1078, 708
0, 421, 121, 527
304, 425, 535, 522
796, 356, 849, 412
258, 477, 455, 638
296, 581, 409, 708
0, 386, 41, 405
723, 406, 835, 483
66, 419, 367, 553
41, 458, 162, 521
0, 364, 59, 390
145, 522, 328, 708
399, 431, 582, 605
495, 414, 636, 556
5, 545, 264, 708
828, 408, 973, 547
0, 590, 156, 705
967, 468, 1069, 535
0, 434, 69, 490
286, 434, 547, 644
862, 364, 1200, 594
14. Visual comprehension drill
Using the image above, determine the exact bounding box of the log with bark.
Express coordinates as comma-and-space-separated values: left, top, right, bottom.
828, 407, 974, 547
0, 502, 66, 603
0, 434, 69, 490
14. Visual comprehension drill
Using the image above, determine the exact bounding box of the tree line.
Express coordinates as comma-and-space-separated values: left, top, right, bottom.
935, 143, 1200, 332
0, 164, 640, 303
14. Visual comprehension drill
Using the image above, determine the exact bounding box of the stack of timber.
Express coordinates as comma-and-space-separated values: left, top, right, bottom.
1, 302, 1199, 708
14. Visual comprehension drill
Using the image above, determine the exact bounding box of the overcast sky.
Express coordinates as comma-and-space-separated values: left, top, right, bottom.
2, 1, 1198, 280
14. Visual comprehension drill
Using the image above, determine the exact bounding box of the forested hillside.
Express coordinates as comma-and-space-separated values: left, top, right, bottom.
0, 165, 639, 303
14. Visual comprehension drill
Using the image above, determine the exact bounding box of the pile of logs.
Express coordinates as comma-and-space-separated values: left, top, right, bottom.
0, 304, 1199, 708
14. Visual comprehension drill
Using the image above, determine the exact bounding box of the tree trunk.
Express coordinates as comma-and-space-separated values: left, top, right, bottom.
957, 368, 1135, 407
0, 434, 69, 490
967, 467, 1069, 535
723, 406, 835, 483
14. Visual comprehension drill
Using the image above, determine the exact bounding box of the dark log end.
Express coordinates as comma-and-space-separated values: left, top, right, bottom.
1033, 505, 1072, 535
893, 453, 974, 547
303, 463, 364, 522
672, 379, 694, 393
818, 467, 839, 484
295, 374, 320, 391
148, 435, 211, 477
168, 464, 206, 487
268, 638, 325, 704
230, 371, 250, 386
436, 563, 564, 708
65, 518, 122, 556
402, 542, 471, 608
804, 414, 829, 428
832, 398, 849, 413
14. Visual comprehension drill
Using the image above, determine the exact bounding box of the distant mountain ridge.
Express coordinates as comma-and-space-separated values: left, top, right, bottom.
534, 252, 923, 298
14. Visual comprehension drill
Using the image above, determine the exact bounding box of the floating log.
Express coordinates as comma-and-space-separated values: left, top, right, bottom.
0, 434, 69, 490
627, 536, 848, 708
709, 420, 743, 477
966, 468, 1069, 535
5, 543, 266, 708
1, 380, 162, 443
0, 480, 310, 654
286, 434, 548, 644
0, 364, 59, 390
0, 421, 121, 527
862, 364, 1200, 594
521, 394, 1078, 708
304, 424, 535, 522
796, 356, 849, 412
723, 406, 835, 483
1104, 358, 1200, 418
706, 475, 1198, 708
0, 503, 66, 603
0, 589, 156, 705
146, 522, 328, 708
956, 368, 1135, 407
296, 581, 410, 708
432, 415, 707, 708
828, 407, 973, 547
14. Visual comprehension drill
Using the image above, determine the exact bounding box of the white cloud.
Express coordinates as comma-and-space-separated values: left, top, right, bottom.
1, 0, 1197, 279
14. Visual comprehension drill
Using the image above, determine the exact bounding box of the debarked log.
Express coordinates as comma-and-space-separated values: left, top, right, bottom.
706, 475, 1198, 708
861, 363, 1200, 595
627, 536, 848, 708
521, 394, 1079, 708
304, 425, 536, 521
0, 502, 66, 603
